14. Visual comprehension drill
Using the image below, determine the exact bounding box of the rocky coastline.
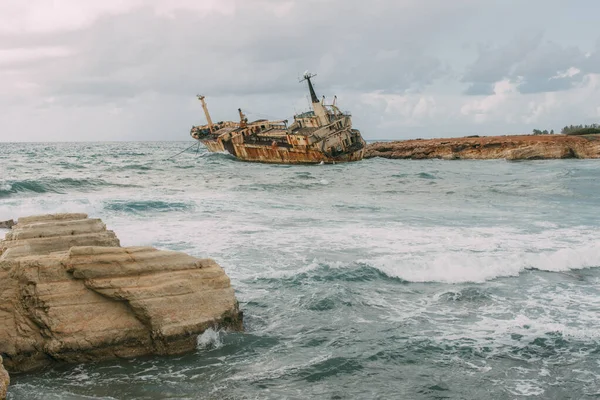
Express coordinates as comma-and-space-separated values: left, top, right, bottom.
0, 213, 243, 396
365, 134, 600, 160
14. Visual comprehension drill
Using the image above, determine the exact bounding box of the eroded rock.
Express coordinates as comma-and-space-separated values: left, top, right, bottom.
1, 213, 120, 260
0, 214, 242, 373
365, 134, 600, 160
0, 356, 8, 400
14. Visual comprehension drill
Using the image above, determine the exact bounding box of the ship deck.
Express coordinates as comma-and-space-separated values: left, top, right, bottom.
290, 127, 320, 136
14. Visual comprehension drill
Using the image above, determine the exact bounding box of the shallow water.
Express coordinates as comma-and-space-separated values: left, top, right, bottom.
2, 142, 600, 399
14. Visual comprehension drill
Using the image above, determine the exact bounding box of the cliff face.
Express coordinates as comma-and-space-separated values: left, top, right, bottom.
0, 214, 242, 373
365, 134, 600, 160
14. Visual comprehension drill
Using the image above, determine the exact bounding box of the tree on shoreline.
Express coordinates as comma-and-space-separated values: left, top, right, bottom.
532, 124, 600, 135
561, 124, 600, 135
532, 129, 550, 135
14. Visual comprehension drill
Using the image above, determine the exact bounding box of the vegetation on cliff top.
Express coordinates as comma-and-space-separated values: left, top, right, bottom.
533, 123, 600, 136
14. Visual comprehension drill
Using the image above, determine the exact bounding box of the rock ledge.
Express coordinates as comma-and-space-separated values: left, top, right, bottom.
0, 213, 242, 374
365, 134, 600, 160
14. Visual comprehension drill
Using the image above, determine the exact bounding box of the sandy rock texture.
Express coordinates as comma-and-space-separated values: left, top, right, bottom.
0, 213, 242, 373
365, 134, 600, 160
0, 213, 119, 260
0, 356, 8, 400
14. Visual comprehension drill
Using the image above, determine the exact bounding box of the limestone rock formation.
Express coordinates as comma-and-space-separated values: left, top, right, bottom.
0, 356, 8, 400
1, 213, 120, 260
365, 134, 600, 160
0, 213, 243, 373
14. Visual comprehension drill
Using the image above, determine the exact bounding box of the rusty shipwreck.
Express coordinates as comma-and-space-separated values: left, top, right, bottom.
190, 72, 366, 163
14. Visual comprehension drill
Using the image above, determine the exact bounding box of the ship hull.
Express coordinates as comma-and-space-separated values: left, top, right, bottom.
223, 143, 365, 164
200, 138, 226, 152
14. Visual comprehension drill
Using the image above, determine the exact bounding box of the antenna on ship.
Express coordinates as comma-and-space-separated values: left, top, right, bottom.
299, 71, 319, 104
299, 70, 329, 125
197, 95, 214, 133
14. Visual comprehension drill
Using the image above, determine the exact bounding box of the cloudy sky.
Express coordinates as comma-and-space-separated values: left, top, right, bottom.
1, 0, 599, 142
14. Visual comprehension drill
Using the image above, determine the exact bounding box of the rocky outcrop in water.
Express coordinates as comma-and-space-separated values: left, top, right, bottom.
365, 134, 600, 160
0, 356, 8, 400
0, 213, 243, 373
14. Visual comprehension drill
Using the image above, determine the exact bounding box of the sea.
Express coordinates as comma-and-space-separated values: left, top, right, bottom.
1, 141, 600, 399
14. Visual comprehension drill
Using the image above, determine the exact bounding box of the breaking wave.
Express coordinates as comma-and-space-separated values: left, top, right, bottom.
363, 242, 600, 283
196, 328, 223, 350
104, 200, 193, 213
0, 178, 137, 198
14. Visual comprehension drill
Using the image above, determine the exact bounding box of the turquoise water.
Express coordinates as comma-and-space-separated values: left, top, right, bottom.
2, 142, 600, 399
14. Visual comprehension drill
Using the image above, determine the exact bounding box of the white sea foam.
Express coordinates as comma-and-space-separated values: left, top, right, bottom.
355, 226, 600, 283
366, 242, 600, 283
5, 187, 599, 286
107, 205, 600, 284
196, 328, 223, 350
507, 380, 545, 396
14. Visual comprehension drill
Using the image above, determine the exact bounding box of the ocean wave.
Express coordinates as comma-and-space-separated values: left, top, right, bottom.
115, 151, 148, 156
293, 171, 316, 181
297, 356, 363, 382
435, 287, 493, 303
108, 164, 153, 171
233, 181, 327, 192
0, 178, 136, 198
254, 262, 405, 287
196, 328, 224, 350
104, 200, 193, 213
364, 242, 600, 284
56, 161, 86, 170
417, 172, 437, 179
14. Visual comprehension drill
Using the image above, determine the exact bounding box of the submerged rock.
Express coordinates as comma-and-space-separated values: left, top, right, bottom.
0, 356, 8, 400
0, 213, 243, 373
365, 134, 600, 160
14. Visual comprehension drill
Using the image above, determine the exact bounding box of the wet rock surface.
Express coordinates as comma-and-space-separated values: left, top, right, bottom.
0, 213, 242, 373
365, 134, 600, 160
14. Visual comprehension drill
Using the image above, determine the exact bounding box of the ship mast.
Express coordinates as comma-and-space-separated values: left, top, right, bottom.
300, 72, 329, 125
197, 95, 214, 133
238, 108, 248, 128
304, 73, 319, 103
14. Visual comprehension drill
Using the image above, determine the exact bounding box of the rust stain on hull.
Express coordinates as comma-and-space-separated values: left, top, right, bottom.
231, 144, 365, 164
201, 139, 226, 153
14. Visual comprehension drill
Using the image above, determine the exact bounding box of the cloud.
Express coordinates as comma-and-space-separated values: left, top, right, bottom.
462, 32, 543, 86
464, 82, 495, 96
0, 0, 466, 103
551, 67, 581, 80
0, 46, 71, 67
0, 0, 598, 142
357, 72, 600, 138
0, 0, 234, 34
460, 79, 521, 122
461, 32, 598, 95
